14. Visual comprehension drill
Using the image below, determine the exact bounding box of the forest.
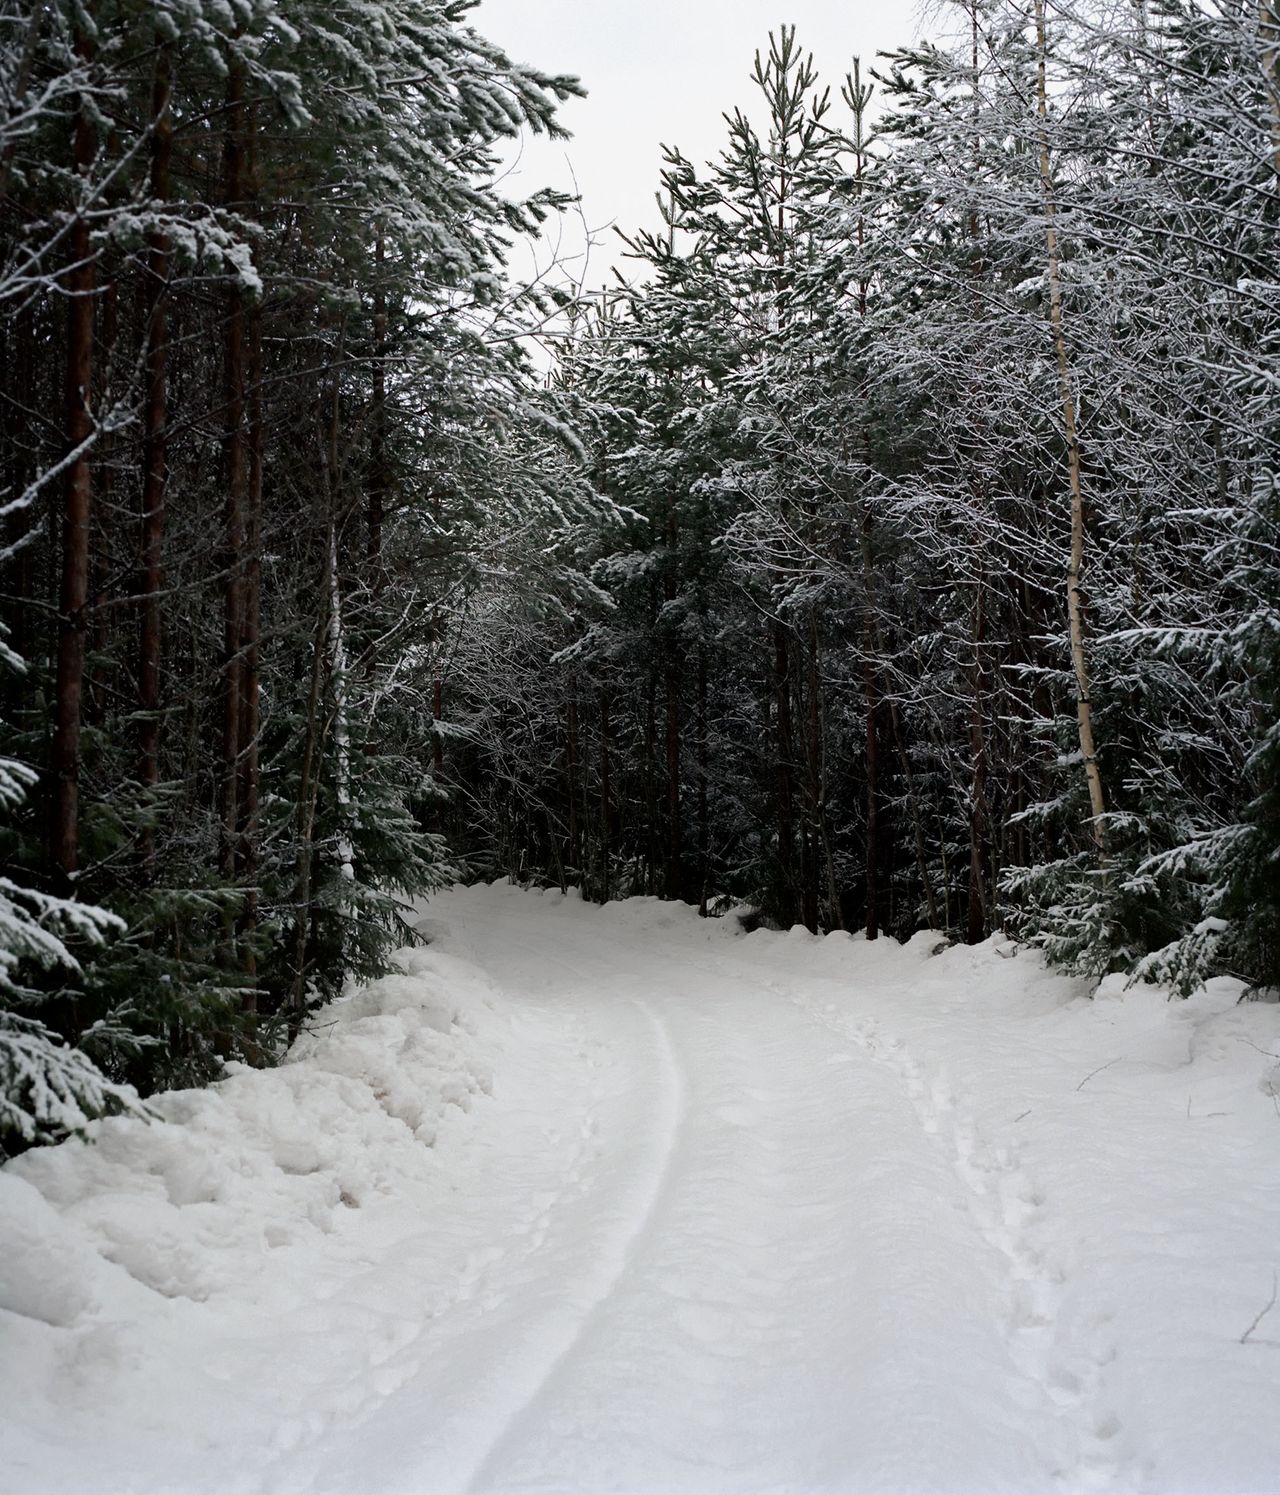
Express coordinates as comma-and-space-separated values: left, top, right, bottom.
1, 0, 1278, 1148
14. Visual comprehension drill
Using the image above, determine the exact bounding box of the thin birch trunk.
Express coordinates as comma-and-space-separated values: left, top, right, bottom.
329, 525, 353, 883
1034, 0, 1108, 853
324, 330, 353, 887
290, 585, 331, 1025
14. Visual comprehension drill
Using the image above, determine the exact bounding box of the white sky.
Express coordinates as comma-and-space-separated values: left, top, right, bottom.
475, 0, 925, 294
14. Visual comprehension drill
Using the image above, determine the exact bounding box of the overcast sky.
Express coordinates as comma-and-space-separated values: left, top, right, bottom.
474, 0, 925, 293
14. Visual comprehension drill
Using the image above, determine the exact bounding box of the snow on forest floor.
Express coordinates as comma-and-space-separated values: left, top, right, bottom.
3, 884, 1280, 1495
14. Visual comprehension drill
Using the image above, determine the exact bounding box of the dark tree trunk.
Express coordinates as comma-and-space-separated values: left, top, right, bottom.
138, 38, 172, 870
237, 309, 264, 991
802, 618, 822, 934
599, 691, 612, 904
863, 645, 880, 942
665, 656, 682, 900
967, 574, 991, 946
369, 232, 387, 581
697, 646, 709, 917
889, 700, 940, 930
50, 25, 97, 883
291, 591, 330, 1028
566, 684, 580, 875
644, 662, 658, 894
87, 276, 116, 728
773, 621, 796, 925
219, 56, 249, 884
432, 646, 445, 781
807, 617, 841, 932
1, 310, 36, 680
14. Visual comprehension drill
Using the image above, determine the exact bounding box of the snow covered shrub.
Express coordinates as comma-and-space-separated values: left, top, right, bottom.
0, 636, 135, 1150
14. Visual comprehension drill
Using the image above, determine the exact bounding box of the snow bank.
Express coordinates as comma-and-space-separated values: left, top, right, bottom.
0, 940, 506, 1480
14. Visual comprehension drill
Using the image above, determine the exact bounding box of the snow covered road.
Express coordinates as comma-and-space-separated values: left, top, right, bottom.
4, 883, 1280, 1494
428, 896, 1080, 1495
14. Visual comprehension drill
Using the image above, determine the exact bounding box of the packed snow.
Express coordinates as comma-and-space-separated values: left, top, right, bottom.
2, 883, 1279, 1495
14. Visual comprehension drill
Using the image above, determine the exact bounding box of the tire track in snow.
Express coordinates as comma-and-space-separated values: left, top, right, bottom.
258, 1004, 605, 1495
459, 994, 685, 1495
779, 981, 1144, 1495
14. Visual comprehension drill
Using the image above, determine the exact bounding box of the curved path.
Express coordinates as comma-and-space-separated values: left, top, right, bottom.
19, 882, 1223, 1495
15, 881, 1280, 1494
289, 886, 1130, 1495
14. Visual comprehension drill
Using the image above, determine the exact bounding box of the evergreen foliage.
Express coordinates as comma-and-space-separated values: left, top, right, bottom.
3, 0, 1278, 1146
0, 0, 586, 1146
443, 0, 1280, 1001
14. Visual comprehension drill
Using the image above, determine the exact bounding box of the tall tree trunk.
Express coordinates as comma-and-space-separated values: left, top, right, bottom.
801, 619, 821, 934
87, 275, 116, 728
236, 309, 264, 989
369, 230, 388, 581
1, 310, 35, 679
566, 682, 580, 876
644, 660, 658, 894
697, 646, 709, 918
665, 657, 682, 900
50, 23, 97, 883
323, 328, 354, 888
966, 570, 991, 944
862, 647, 880, 941
807, 617, 842, 932
138, 37, 172, 872
291, 351, 349, 1021
599, 690, 612, 904
328, 526, 353, 884
889, 700, 940, 929
219, 54, 249, 883
854, 501, 882, 940
290, 586, 331, 1027
662, 490, 682, 901
1035, 0, 1108, 853
431, 625, 445, 788
773, 621, 796, 924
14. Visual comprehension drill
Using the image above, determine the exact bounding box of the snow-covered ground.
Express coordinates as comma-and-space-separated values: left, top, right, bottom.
3, 883, 1279, 1495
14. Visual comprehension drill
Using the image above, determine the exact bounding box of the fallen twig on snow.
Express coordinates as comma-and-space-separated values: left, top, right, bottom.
1076, 1058, 1120, 1092
1240, 1272, 1278, 1345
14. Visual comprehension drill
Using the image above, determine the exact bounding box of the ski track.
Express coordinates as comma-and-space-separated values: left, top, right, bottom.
777, 978, 1143, 1495
258, 999, 612, 1495
460, 994, 685, 1495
